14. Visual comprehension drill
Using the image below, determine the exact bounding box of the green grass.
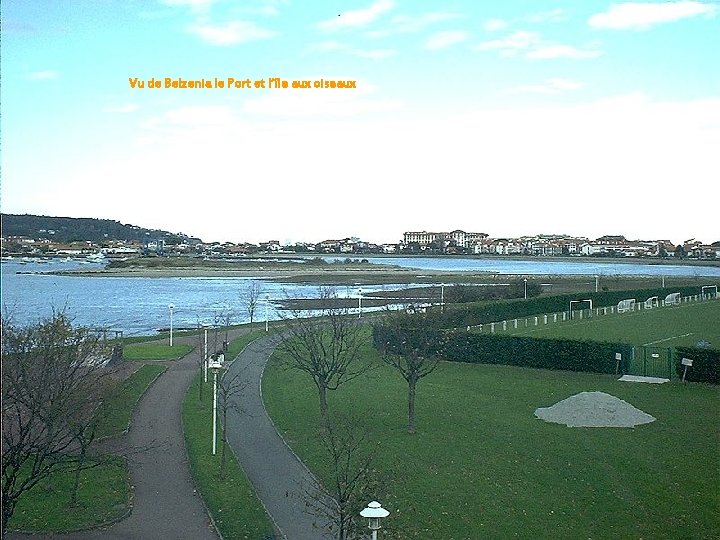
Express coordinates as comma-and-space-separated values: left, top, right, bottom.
122, 341, 193, 361
9, 457, 129, 532
262, 340, 720, 539
96, 364, 167, 438
503, 300, 720, 347
182, 331, 276, 539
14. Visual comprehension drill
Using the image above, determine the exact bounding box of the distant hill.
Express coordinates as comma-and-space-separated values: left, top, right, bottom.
1, 214, 202, 245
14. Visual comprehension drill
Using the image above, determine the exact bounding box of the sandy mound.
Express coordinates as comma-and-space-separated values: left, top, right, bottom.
535, 391, 656, 428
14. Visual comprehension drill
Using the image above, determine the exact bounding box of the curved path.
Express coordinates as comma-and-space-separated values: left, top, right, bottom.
224, 334, 333, 540
7, 329, 332, 540
6, 335, 223, 540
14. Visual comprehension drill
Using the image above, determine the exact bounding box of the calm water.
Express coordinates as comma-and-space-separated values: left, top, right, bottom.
335, 256, 720, 277
2, 256, 718, 336
0, 259, 407, 336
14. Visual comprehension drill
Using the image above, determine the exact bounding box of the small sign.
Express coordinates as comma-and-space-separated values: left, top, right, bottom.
681, 358, 693, 367
615, 353, 622, 361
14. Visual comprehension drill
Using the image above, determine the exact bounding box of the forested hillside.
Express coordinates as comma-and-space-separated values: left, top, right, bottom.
1, 214, 201, 244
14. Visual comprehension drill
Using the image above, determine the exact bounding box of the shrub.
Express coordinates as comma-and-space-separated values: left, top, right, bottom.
435, 286, 703, 328
675, 347, 720, 384
372, 325, 633, 375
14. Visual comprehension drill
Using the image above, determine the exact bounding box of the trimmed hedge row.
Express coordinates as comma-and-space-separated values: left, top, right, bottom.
373, 324, 633, 375
675, 346, 720, 384
433, 286, 703, 328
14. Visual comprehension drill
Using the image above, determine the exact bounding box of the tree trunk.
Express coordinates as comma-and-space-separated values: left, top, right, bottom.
318, 384, 329, 429
408, 375, 417, 434
220, 407, 228, 478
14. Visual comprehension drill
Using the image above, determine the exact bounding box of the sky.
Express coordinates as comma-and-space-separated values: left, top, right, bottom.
1, 0, 719, 245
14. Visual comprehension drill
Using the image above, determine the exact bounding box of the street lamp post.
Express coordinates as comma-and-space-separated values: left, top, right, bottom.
209, 355, 224, 455
358, 288, 363, 319
440, 283, 445, 312
168, 304, 175, 347
203, 323, 209, 383
360, 501, 389, 540
265, 294, 269, 332
523, 278, 528, 300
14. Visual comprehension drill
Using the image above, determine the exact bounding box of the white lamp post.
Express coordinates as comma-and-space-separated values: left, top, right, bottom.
168, 304, 175, 347
358, 288, 363, 319
440, 283, 445, 312
265, 294, 269, 332
360, 501, 389, 540
523, 278, 528, 300
209, 355, 224, 455
203, 323, 209, 383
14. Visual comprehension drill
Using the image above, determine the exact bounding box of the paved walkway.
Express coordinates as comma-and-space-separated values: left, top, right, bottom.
6, 333, 232, 540
224, 334, 333, 540
7, 329, 332, 540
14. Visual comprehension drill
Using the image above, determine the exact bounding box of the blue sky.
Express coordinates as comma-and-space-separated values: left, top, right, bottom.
2, 0, 719, 244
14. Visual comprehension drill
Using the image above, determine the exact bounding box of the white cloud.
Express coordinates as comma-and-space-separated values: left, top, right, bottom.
424, 30, 469, 50
589, 1, 717, 30
27, 70, 59, 80
317, 0, 395, 31
475, 31, 602, 59
242, 80, 400, 117
105, 103, 139, 113
368, 11, 461, 37
527, 45, 602, 59
188, 20, 276, 45
305, 40, 396, 59
474, 31, 540, 56
483, 18, 508, 32
525, 8, 568, 23
506, 78, 585, 94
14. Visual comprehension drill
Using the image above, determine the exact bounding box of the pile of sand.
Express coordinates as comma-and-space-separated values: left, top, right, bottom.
534, 391, 656, 428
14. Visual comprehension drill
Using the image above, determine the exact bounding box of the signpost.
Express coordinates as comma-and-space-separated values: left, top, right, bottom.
681, 357, 693, 382
615, 352, 622, 375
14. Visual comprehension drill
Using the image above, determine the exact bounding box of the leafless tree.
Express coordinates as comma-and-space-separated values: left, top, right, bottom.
194, 318, 208, 402
279, 287, 367, 427
374, 311, 445, 434
305, 417, 387, 540
1, 312, 117, 532
240, 280, 262, 325
216, 365, 249, 479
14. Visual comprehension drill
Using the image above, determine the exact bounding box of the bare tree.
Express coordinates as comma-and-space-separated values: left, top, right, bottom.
305, 417, 387, 540
374, 312, 444, 434
279, 287, 367, 427
216, 366, 249, 479
194, 318, 207, 402
240, 280, 262, 325
1, 313, 117, 532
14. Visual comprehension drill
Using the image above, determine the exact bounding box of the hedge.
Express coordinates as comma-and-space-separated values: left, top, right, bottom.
675, 346, 720, 384
432, 286, 704, 329
373, 324, 633, 375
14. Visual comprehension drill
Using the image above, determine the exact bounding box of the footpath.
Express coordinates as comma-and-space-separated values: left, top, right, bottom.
224, 334, 333, 540
7, 329, 332, 540
5, 332, 230, 540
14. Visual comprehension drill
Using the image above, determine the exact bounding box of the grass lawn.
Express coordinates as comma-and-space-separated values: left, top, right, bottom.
9, 457, 129, 532
504, 299, 720, 347
122, 341, 193, 361
96, 364, 167, 438
262, 339, 720, 539
182, 331, 276, 539
8, 360, 167, 532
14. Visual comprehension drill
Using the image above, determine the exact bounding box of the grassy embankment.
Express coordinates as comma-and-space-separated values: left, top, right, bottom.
122, 341, 193, 361
262, 332, 720, 539
182, 331, 276, 539
9, 363, 167, 532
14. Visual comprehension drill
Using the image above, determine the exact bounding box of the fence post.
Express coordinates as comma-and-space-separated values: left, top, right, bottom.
491, 323, 495, 334
514, 319, 518, 329
543, 315, 548, 324
553, 313, 557, 323
534, 316, 538, 326
502, 320, 507, 331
